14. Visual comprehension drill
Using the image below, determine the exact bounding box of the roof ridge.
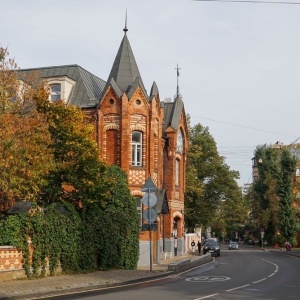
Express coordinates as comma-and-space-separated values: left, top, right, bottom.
19, 64, 79, 71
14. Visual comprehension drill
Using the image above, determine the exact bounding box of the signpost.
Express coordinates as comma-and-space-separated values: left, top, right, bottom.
260, 228, 265, 248
141, 177, 157, 272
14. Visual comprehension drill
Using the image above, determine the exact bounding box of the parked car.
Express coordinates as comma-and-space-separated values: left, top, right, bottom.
246, 239, 254, 245
228, 241, 239, 250
203, 240, 220, 256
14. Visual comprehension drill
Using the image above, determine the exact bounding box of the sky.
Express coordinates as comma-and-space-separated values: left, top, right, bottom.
2, 0, 300, 186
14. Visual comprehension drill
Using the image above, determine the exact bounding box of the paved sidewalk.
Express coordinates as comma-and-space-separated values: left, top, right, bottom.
268, 247, 300, 258
0, 252, 203, 300
3, 249, 297, 299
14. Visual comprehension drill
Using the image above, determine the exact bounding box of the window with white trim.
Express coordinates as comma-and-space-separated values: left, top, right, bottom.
131, 131, 142, 166
50, 84, 61, 101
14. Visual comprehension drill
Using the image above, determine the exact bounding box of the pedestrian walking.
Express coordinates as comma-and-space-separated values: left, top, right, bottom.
197, 240, 202, 255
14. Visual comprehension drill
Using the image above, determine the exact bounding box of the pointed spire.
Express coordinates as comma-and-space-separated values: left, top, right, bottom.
124, 9, 128, 33
106, 19, 147, 96
174, 64, 182, 100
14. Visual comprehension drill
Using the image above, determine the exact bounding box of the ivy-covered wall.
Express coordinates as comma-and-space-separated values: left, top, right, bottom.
0, 188, 139, 278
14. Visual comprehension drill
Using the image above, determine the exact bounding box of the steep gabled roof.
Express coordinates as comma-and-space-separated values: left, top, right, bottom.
154, 189, 169, 215
163, 96, 184, 132
102, 30, 148, 101
107, 33, 144, 92
150, 81, 159, 98
18, 65, 106, 108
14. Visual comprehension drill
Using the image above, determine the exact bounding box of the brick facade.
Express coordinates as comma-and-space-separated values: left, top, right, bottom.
16, 27, 189, 266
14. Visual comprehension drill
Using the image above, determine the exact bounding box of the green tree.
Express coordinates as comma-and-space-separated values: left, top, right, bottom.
252, 145, 297, 244
35, 97, 105, 208
185, 123, 241, 233
277, 149, 297, 243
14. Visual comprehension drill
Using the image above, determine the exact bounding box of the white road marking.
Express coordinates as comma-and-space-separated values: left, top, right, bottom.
194, 293, 219, 299
226, 284, 250, 291
226, 284, 250, 292
253, 278, 267, 283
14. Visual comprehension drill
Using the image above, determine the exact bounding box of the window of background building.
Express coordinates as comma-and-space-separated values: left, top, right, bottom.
50, 84, 61, 101
131, 131, 142, 166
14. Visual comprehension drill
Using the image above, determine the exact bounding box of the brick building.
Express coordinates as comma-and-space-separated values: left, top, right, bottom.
19, 25, 188, 266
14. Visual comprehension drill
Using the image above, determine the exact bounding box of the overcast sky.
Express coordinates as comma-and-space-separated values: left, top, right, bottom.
2, 0, 300, 186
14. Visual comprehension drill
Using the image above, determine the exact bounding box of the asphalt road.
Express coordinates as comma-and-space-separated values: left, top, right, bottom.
51, 245, 300, 300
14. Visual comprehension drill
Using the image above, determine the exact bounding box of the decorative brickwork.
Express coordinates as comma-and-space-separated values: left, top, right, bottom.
128, 168, 146, 185
0, 247, 23, 271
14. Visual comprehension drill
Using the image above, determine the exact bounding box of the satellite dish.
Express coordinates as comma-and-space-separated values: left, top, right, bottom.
142, 193, 157, 207
143, 208, 157, 223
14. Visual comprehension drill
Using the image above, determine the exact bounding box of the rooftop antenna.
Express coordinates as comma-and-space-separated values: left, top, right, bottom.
174, 64, 182, 99
124, 9, 128, 33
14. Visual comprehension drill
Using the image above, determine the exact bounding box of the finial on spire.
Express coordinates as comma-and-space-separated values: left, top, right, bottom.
175, 64, 182, 99
123, 10, 128, 33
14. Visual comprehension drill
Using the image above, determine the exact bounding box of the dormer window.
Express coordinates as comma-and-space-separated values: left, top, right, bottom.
47, 77, 75, 103
50, 84, 61, 101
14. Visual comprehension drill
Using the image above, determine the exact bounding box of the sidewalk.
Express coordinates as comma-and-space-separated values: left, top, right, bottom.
267, 247, 300, 258
0, 252, 205, 300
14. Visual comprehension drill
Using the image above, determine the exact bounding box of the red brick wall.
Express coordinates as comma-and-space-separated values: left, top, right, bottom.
94, 84, 188, 248
0, 246, 23, 271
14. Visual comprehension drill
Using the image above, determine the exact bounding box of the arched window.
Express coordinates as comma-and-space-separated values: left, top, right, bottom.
131, 131, 142, 166
176, 129, 183, 154
50, 84, 61, 101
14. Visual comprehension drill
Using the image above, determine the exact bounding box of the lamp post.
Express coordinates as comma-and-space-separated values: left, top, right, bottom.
260, 228, 265, 249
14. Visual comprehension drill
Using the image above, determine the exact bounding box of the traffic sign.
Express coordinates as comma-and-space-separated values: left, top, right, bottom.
142, 208, 157, 223
141, 193, 157, 207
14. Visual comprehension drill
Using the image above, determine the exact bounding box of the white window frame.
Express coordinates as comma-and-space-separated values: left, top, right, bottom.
131, 131, 142, 166
47, 76, 75, 103
50, 84, 61, 101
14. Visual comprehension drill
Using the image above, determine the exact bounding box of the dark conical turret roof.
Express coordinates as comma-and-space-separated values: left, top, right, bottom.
106, 31, 146, 94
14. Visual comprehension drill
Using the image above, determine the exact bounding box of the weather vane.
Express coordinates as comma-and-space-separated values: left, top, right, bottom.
175, 64, 182, 99
124, 9, 128, 33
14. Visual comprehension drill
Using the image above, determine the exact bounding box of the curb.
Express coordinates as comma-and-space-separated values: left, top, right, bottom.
168, 254, 213, 272
1, 255, 214, 300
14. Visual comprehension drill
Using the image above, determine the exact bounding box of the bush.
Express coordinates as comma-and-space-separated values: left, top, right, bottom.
271, 235, 286, 247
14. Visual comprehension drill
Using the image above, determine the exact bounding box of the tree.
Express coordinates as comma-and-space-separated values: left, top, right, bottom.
277, 149, 297, 243
185, 123, 242, 234
35, 97, 105, 208
0, 47, 140, 271
0, 48, 54, 210
252, 145, 298, 244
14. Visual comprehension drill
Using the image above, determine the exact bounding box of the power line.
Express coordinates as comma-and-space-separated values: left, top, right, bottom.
190, 115, 297, 138
193, 0, 300, 4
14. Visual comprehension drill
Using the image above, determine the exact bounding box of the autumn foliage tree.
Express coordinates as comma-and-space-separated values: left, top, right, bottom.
0, 48, 139, 272
0, 48, 54, 210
